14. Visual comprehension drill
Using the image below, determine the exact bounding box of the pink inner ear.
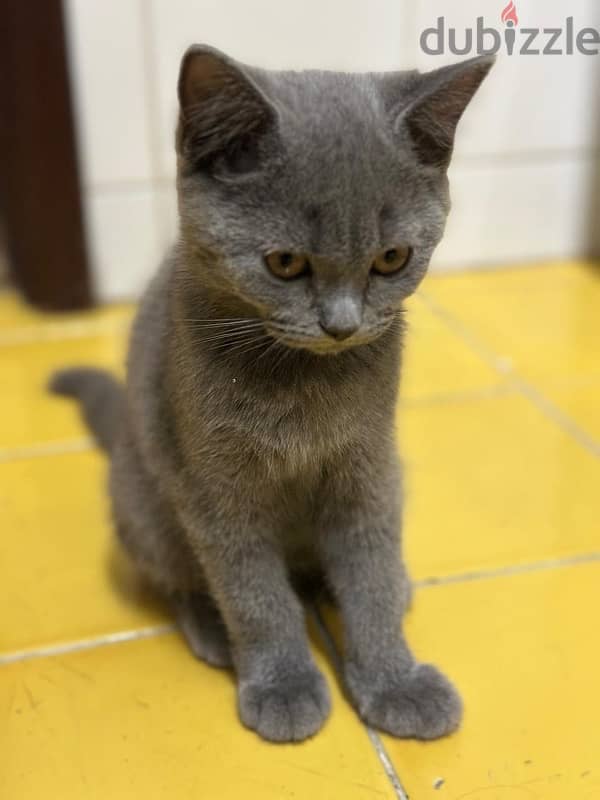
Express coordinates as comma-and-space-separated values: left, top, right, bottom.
181, 52, 230, 112
177, 49, 276, 166
401, 57, 494, 168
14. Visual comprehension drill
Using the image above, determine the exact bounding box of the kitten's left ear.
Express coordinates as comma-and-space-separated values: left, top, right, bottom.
385, 55, 495, 169
177, 44, 278, 172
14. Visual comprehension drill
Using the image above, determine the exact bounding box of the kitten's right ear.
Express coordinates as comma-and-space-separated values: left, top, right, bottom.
177, 45, 278, 173
383, 55, 495, 169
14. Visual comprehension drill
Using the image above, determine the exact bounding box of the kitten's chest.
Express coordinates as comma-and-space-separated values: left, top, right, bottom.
194, 345, 397, 478
234, 386, 359, 474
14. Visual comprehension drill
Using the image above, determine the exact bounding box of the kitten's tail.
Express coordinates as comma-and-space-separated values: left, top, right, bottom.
49, 368, 124, 453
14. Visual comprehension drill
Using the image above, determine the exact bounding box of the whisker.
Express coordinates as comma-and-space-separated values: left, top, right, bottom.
182, 322, 264, 333
252, 338, 280, 367
203, 330, 269, 352
179, 317, 263, 327
183, 322, 264, 337
223, 332, 270, 352
273, 342, 294, 373
202, 334, 268, 353
260, 342, 288, 378
192, 328, 266, 344
219, 336, 272, 360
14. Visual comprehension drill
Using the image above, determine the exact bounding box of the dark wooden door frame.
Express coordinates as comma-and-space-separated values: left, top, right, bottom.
0, 0, 92, 310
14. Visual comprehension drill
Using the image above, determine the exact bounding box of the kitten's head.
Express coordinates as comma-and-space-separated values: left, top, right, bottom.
176, 46, 493, 354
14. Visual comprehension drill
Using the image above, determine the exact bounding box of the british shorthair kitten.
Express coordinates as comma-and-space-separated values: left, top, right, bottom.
52, 46, 493, 742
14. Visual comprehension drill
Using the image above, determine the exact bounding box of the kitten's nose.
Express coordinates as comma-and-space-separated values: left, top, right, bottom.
319, 320, 358, 340
318, 295, 362, 341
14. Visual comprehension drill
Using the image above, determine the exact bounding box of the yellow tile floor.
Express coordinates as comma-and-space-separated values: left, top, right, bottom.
1, 261, 599, 799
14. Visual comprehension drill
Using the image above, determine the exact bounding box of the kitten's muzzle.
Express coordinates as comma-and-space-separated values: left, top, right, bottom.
265, 321, 384, 355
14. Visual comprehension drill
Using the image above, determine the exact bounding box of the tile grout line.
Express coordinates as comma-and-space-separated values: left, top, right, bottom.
309, 605, 410, 800
139, 0, 173, 253
415, 551, 600, 590
415, 291, 515, 375
400, 384, 513, 408
426, 260, 598, 282
83, 176, 174, 192
363, 730, 410, 800
0, 437, 94, 464
510, 375, 600, 458
3, 551, 597, 668
417, 290, 600, 460
0, 317, 132, 347
58, 147, 600, 193
1, 390, 524, 467
451, 146, 600, 168
2, 388, 510, 464
0, 387, 510, 464
0, 623, 175, 666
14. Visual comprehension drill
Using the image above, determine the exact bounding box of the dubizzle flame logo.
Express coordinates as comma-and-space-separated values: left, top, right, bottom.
501, 1, 519, 27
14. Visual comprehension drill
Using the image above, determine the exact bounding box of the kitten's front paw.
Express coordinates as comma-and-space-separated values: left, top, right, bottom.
349, 662, 462, 740
238, 667, 331, 742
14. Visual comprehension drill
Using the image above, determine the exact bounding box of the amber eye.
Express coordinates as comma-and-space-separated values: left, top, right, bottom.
264, 251, 310, 280
371, 245, 412, 275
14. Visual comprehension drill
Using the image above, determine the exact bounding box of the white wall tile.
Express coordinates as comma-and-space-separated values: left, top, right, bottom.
64, 0, 154, 185
414, 0, 600, 158
84, 188, 163, 301
431, 155, 597, 269
149, 0, 416, 178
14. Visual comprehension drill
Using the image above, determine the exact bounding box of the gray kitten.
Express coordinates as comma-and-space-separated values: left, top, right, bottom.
52, 46, 493, 743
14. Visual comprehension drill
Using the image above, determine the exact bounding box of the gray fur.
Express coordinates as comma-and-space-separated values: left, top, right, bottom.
52, 47, 493, 742
50, 368, 123, 451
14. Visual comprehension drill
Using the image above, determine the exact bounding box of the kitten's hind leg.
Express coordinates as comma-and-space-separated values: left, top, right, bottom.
172, 592, 232, 668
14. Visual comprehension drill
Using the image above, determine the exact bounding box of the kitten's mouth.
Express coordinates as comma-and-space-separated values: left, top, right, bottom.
264, 323, 388, 355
